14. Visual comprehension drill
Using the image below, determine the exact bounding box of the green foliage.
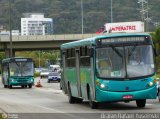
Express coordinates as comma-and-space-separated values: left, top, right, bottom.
151, 27, 160, 69
34, 72, 40, 77
0, 52, 5, 73
0, 52, 5, 61
15, 50, 60, 68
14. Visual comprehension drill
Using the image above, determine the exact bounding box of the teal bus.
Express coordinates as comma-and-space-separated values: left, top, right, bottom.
1, 57, 34, 89
60, 33, 157, 109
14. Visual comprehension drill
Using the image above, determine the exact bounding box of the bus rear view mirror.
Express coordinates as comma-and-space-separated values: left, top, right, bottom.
154, 48, 158, 57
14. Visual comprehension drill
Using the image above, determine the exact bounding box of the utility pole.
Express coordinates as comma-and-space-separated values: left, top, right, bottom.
39, 51, 41, 68
145, 0, 151, 31
110, 0, 113, 23
138, 0, 147, 22
137, 0, 151, 32
81, 0, 84, 34
9, 0, 13, 57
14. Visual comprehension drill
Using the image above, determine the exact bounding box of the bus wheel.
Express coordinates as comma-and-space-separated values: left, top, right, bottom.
158, 91, 160, 102
136, 99, 146, 108
68, 84, 75, 104
4, 85, 8, 88
21, 85, 24, 88
29, 85, 32, 88
89, 91, 98, 109
9, 85, 12, 89
75, 98, 83, 103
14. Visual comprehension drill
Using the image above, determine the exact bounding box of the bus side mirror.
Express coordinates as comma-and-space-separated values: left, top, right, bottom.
89, 48, 94, 57
154, 48, 158, 57
33, 61, 36, 67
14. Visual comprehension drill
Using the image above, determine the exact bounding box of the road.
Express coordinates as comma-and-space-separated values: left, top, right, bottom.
0, 77, 160, 119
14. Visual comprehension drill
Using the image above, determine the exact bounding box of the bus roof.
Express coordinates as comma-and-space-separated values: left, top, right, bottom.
2, 57, 33, 63
60, 32, 151, 50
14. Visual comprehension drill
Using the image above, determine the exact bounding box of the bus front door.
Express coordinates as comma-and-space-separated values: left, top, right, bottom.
76, 50, 82, 97
62, 52, 67, 94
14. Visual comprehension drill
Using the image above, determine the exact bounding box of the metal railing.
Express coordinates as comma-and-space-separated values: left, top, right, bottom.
0, 34, 99, 42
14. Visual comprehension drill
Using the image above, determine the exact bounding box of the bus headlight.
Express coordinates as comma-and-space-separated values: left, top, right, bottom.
149, 82, 153, 86
100, 84, 105, 88
10, 79, 14, 82
31, 79, 33, 82
29, 79, 33, 83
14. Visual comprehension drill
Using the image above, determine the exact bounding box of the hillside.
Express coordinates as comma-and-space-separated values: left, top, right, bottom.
0, 0, 160, 34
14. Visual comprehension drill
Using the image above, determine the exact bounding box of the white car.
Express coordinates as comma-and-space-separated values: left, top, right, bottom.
35, 68, 43, 73
49, 65, 61, 73
47, 72, 61, 83
40, 69, 50, 78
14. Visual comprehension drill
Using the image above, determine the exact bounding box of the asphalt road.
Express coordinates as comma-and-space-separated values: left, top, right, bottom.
0, 77, 160, 119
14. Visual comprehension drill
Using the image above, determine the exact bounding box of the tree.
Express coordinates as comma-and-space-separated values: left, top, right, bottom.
15, 50, 60, 68
151, 26, 160, 68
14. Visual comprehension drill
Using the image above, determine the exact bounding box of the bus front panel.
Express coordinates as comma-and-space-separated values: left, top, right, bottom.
95, 77, 157, 102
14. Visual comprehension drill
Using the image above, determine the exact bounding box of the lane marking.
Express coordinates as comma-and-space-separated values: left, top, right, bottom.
35, 105, 87, 119
146, 103, 153, 106
36, 87, 62, 93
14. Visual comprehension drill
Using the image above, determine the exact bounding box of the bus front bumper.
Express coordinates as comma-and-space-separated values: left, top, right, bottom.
96, 86, 157, 102
9, 81, 34, 86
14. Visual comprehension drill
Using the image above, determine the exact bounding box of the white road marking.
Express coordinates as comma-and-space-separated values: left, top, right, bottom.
36, 87, 62, 93
146, 103, 153, 106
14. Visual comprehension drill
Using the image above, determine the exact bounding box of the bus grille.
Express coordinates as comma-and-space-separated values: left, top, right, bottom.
17, 80, 28, 82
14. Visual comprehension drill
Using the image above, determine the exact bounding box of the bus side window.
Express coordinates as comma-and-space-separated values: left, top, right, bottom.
2, 64, 9, 80
10, 68, 15, 76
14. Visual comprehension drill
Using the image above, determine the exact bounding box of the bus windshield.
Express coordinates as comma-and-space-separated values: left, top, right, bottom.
96, 45, 154, 79
9, 62, 34, 77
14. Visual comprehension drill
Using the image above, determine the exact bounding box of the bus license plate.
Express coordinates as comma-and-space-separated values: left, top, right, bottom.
123, 95, 133, 99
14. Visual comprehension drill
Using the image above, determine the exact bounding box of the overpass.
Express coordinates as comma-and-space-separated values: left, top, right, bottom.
0, 34, 98, 57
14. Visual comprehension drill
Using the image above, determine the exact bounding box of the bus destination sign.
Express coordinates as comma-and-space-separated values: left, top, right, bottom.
15, 59, 28, 62
98, 36, 150, 45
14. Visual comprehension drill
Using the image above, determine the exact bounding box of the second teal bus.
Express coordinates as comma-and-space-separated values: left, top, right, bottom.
1, 57, 34, 89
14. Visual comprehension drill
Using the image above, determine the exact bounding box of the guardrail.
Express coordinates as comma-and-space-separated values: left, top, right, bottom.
0, 34, 99, 42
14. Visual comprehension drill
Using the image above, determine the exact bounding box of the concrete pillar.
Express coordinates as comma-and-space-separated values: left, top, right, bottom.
5, 49, 15, 58
12, 50, 15, 57
5, 49, 10, 58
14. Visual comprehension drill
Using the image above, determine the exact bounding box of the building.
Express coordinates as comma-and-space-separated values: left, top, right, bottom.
0, 30, 20, 36
21, 13, 53, 35
0, 25, 6, 32
11, 30, 20, 35
0, 31, 10, 35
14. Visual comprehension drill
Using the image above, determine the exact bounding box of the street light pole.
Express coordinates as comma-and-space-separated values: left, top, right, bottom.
111, 0, 113, 23
9, 0, 13, 58
81, 0, 84, 34
39, 50, 41, 68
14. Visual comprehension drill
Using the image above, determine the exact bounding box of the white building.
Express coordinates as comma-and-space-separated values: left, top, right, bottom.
12, 30, 20, 35
21, 13, 53, 35
0, 30, 19, 36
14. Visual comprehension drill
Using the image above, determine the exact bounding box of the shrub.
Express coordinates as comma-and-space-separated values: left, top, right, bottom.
34, 72, 40, 77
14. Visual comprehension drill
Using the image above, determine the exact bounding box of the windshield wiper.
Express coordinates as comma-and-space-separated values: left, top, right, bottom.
15, 62, 20, 69
111, 46, 123, 58
128, 45, 137, 57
